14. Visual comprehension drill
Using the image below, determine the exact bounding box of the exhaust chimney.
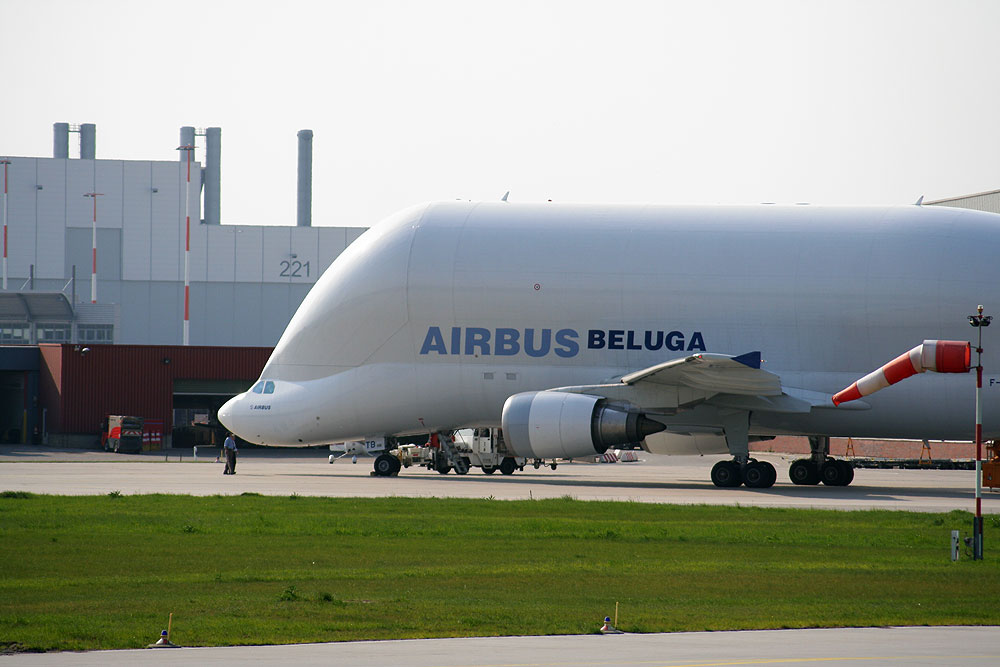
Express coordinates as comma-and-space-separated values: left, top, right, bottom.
79, 123, 96, 159
179, 126, 195, 159
297, 129, 313, 227
53, 123, 69, 158
204, 127, 221, 225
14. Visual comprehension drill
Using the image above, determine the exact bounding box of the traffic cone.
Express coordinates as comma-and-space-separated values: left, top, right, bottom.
148, 629, 179, 648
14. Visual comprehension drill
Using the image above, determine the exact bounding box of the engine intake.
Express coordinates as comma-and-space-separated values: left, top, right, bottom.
501, 391, 665, 459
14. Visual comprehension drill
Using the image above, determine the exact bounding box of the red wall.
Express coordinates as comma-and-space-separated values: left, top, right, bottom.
40, 344, 272, 434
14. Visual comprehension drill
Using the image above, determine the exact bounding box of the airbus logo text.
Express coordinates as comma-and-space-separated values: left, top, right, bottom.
419, 327, 706, 357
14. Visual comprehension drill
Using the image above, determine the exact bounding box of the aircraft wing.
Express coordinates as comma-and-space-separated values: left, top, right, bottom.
620, 351, 780, 396
553, 351, 866, 414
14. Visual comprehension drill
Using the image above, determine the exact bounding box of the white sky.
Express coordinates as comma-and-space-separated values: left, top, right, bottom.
2, 0, 999, 227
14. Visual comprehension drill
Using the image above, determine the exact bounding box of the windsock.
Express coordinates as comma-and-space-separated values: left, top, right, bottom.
832, 340, 970, 406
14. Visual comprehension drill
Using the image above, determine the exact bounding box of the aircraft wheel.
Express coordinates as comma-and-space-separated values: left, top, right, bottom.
373, 454, 397, 477
481, 465, 496, 475
390, 456, 402, 475
743, 461, 775, 489
762, 461, 777, 487
822, 460, 853, 486
789, 459, 820, 485
499, 457, 517, 475
710, 460, 742, 488
820, 460, 846, 486
840, 461, 855, 486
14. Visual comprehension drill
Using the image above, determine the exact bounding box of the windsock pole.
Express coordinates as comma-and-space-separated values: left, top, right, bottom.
969, 305, 991, 561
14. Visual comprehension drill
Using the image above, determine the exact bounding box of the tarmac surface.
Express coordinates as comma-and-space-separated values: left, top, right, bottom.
2, 445, 998, 666
2, 626, 997, 666
0, 445, 997, 513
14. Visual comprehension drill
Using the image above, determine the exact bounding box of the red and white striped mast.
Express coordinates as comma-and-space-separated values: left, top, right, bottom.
969, 305, 991, 561
83, 192, 103, 303
177, 143, 194, 346
1, 158, 10, 290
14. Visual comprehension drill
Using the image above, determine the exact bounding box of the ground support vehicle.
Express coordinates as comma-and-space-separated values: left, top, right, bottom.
101, 415, 144, 453
371, 429, 540, 477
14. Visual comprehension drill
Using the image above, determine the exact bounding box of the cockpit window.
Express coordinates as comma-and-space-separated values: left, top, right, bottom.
264, 381, 275, 394
251, 381, 265, 394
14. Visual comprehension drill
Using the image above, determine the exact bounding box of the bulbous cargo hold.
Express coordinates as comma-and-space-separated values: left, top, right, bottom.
501, 391, 666, 459
832, 340, 971, 405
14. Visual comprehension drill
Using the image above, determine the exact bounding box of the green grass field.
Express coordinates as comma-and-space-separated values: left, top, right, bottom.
0, 492, 997, 652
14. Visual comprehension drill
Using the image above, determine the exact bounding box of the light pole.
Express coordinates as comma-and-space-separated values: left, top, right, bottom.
968, 305, 991, 560
83, 192, 103, 303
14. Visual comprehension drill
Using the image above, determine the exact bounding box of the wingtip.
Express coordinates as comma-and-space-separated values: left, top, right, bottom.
732, 351, 762, 369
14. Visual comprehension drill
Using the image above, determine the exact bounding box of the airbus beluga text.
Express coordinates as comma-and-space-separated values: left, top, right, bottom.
219, 202, 999, 488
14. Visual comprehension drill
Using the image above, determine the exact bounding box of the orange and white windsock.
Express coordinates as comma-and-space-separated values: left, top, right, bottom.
832, 340, 971, 406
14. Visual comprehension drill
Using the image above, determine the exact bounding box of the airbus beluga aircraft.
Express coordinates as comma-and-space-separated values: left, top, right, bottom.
218, 201, 999, 488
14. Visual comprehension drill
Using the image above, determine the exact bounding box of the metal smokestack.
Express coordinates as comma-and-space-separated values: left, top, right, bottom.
204, 127, 221, 225
53, 123, 69, 158
79, 123, 96, 159
179, 127, 195, 160
297, 129, 313, 227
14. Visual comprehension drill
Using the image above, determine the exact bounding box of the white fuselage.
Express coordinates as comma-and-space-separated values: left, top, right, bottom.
219, 202, 1000, 446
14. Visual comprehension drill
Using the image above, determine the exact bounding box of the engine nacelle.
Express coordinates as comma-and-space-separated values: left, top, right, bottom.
501, 391, 665, 459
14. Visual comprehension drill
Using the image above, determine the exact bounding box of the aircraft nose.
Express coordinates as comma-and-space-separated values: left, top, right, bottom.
218, 395, 239, 433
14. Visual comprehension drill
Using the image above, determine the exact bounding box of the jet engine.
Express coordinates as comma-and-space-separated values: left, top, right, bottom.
501, 391, 666, 459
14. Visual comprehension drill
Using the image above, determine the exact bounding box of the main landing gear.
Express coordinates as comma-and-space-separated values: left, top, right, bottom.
710, 458, 777, 488
788, 436, 854, 486
710, 411, 779, 488
709, 413, 854, 489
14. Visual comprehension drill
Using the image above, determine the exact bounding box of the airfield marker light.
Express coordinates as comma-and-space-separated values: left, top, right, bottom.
969, 305, 990, 561
147, 613, 179, 648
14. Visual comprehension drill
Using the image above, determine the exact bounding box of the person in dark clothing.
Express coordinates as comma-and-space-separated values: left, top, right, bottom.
223, 433, 238, 474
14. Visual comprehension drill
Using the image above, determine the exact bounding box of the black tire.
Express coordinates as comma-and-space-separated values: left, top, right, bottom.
743, 461, 776, 489
550, 463, 558, 470
481, 465, 497, 475
822, 460, 853, 486
499, 457, 517, 475
789, 459, 820, 485
821, 459, 845, 486
373, 454, 397, 477
840, 461, 855, 486
454, 458, 470, 475
762, 461, 777, 487
533, 460, 541, 469
710, 460, 741, 488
